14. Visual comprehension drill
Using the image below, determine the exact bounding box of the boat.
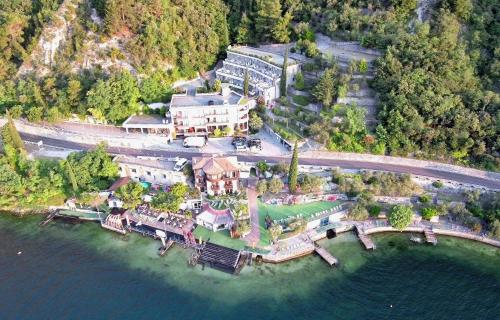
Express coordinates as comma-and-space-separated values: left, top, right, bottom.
410, 235, 423, 243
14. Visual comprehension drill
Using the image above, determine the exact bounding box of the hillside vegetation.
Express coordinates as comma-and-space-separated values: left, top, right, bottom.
0, 0, 498, 169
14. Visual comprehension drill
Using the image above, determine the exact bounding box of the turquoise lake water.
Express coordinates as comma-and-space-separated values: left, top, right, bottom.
0, 214, 499, 319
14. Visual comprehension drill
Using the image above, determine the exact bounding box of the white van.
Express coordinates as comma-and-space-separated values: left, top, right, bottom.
174, 158, 188, 171
183, 136, 207, 148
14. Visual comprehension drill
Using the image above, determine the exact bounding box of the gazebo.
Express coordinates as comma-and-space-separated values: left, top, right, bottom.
196, 203, 234, 232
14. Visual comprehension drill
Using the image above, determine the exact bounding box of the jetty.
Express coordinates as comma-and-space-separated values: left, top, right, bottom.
314, 245, 338, 267
39, 210, 57, 226
158, 239, 174, 256
424, 228, 438, 245
355, 225, 376, 250
198, 242, 247, 274
54, 209, 105, 222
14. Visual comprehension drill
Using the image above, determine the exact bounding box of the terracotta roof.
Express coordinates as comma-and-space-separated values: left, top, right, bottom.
108, 177, 131, 192
197, 203, 234, 225
192, 156, 239, 175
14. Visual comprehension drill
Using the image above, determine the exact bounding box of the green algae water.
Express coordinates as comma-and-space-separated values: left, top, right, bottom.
1, 214, 499, 320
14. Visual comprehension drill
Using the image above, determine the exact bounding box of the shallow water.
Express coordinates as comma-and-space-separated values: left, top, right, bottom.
0, 214, 499, 319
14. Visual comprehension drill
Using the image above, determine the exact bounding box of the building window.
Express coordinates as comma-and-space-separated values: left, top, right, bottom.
147, 171, 151, 176
131, 168, 137, 173
163, 174, 167, 179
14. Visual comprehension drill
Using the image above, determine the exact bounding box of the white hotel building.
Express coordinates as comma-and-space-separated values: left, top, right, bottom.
216, 45, 300, 102
169, 84, 249, 137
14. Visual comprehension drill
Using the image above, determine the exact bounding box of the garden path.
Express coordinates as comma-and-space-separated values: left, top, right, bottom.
244, 177, 260, 246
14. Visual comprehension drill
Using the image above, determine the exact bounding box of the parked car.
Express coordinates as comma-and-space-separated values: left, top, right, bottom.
232, 136, 247, 146
183, 136, 206, 148
248, 138, 262, 151
174, 158, 188, 171
234, 143, 248, 151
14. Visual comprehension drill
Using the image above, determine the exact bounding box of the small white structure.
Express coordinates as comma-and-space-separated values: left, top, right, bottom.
114, 156, 187, 186
196, 203, 234, 232
306, 208, 347, 230
107, 195, 124, 209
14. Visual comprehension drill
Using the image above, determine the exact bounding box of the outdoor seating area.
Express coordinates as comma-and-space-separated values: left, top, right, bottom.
132, 204, 193, 232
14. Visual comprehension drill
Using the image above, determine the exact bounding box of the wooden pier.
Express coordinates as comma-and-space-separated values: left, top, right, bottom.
314, 245, 338, 266
355, 226, 376, 250
39, 210, 57, 226
424, 228, 438, 245
158, 239, 174, 256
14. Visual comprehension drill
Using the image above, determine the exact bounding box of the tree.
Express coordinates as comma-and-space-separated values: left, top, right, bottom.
421, 207, 439, 220
389, 205, 414, 231
213, 79, 222, 93
65, 143, 119, 192
295, 72, 305, 90
343, 106, 367, 137
256, 161, 269, 173
349, 203, 369, 220
26, 106, 44, 123
272, 11, 292, 43
236, 12, 252, 44
288, 142, 298, 193
268, 177, 284, 194
2, 112, 25, 152
256, 180, 268, 195
86, 71, 140, 124
299, 174, 323, 193
313, 67, 336, 108
151, 183, 189, 212
249, 112, 263, 131
115, 181, 144, 209
359, 59, 368, 73
65, 160, 78, 195
280, 49, 288, 97
254, 0, 282, 42
268, 223, 283, 242
243, 69, 249, 96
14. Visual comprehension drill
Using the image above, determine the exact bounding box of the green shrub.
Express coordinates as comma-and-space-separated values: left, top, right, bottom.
432, 181, 444, 188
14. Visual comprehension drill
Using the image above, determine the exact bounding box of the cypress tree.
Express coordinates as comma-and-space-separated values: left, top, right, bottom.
280, 49, 288, 97
66, 161, 78, 195
288, 141, 298, 193
243, 69, 249, 96
5, 111, 25, 152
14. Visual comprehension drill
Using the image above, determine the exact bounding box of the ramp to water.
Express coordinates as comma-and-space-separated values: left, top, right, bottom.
424, 228, 438, 245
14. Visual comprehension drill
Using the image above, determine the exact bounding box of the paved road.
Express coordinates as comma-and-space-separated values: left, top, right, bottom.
22, 133, 500, 189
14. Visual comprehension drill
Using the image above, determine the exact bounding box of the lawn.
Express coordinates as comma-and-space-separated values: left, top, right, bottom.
258, 200, 341, 221
257, 200, 341, 246
292, 95, 311, 106
193, 226, 247, 251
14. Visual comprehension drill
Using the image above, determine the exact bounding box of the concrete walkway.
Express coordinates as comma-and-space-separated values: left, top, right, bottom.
244, 177, 260, 246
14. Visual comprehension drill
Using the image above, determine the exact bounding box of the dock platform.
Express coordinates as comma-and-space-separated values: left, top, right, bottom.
424, 228, 438, 245
314, 245, 338, 266
355, 226, 376, 250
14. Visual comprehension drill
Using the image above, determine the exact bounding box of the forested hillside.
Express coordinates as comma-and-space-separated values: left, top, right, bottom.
0, 0, 498, 169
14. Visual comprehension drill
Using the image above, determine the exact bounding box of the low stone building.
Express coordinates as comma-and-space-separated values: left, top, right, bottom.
114, 156, 187, 186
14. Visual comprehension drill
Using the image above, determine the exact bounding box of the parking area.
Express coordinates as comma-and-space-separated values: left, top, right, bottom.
202, 130, 290, 157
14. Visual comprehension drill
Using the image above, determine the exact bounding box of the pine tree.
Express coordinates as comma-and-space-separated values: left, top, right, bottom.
254, 0, 282, 42
66, 161, 78, 195
243, 69, 250, 96
280, 49, 288, 97
288, 141, 298, 193
236, 12, 252, 44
